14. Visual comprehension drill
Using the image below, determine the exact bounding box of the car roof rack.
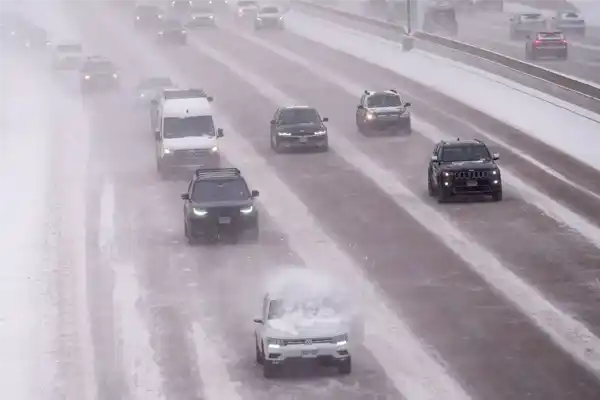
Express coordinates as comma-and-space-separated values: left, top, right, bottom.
194, 167, 241, 180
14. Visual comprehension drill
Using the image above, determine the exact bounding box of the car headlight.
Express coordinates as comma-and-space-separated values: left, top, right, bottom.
112, 73, 118, 79
333, 334, 348, 346
366, 112, 375, 120
443, 171, 452, 177
256, 17, 261, 21
140, 93, 145, 98
278, 132, 291, 136
314, 130, 326, 136
193, 16, 197, 19
136, 16, 140, 20
279, 16, 284, 20
163, 148, 172, 154
210, 146, 218, 153
491, 169, 498, 175
158, 31, 164, 35
181, 30, 186, 34
193, 208, 208, 217
84, 75, 90, 80
267, 338, 284, 348
240, 205, 254, 214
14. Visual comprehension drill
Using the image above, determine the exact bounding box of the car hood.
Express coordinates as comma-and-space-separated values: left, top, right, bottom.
192, 199, 253, 208
278, 123, 325, 134
258, 13, 282, 18
440, 160, 496, 171
266, 315, 349, 339
163, 136, 217, 150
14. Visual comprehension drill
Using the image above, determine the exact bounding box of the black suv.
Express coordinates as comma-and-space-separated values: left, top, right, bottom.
270, 106, 329, 153
80, 56, 119, 93
428, 139, 502, 202
134, 5, 163, 30
181, 168, 260, 243
356, 90, 411, 135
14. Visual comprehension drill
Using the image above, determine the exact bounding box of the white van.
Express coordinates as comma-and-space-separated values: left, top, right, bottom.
154, 96, 224, 176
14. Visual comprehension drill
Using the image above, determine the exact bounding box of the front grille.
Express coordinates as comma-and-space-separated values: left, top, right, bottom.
454, 170, 489, 180
283, 337, 333, 346
173, 149, 212, 160
209, 206, 241, 217
291, 131, 316, 136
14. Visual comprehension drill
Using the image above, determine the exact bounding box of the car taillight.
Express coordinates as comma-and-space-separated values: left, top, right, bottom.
534, 40, 541, 45
562, 40, 568, 44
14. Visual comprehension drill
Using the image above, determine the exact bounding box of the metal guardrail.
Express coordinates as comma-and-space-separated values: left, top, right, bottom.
293, 0, 600, 100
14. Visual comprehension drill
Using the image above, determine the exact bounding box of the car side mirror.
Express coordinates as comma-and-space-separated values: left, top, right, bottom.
217, 128, 224, 137
154, 129, 161, 140
181, 193, 190, 200
322, 117, 329, 122
492, 153, 500, 160
253, 318, 263, 324
270, 119, 276, 125
251, 189, 259, 198
405, 102, 412, 107
207, 96, 213, 102
431, 155, 438, 162
357, 105, 364, 110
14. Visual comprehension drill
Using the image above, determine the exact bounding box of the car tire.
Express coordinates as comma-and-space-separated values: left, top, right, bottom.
246, 227, 260, 242
427, 172, 435, 197
338, 357, 351, 375
492, 190, 503, 202
255, 342, 264, 365
184, 220, 197, 244
437, 181, 449, 203
270, 135, 282, 153
263, 360, 277, 379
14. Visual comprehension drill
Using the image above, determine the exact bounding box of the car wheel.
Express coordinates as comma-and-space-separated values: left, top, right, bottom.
338, 357, 351, 375
255, 341, 264, 365
437, 181, 449, 203
263, 360, 278, 378
271, 135, 282, 153
427, 172, 435, 197
492, 190, 503, 202
245, 227, 260, 242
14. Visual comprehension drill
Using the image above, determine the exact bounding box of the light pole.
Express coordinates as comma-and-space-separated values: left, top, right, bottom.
402, 0, 414, 51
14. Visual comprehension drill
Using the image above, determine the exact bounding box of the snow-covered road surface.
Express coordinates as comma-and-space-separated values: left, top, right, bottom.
5, 0, 600, 399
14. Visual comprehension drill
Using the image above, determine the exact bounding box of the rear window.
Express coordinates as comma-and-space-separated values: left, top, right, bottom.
57, 44, 82, 52
367, 94, 402, 108
562, 12, 580, 19
538, 32, 564, 40
520, 13, 543, 21
260, 7, 279, 14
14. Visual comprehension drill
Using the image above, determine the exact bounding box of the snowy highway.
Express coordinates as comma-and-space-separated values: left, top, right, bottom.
3, 0, 600, 399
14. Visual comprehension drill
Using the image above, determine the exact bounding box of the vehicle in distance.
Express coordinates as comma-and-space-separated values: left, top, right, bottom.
80, 56, 119, 93
270, 106, 329, 153
550, 11, 585, 36
356, 90, 411, 135
422, 1, 458, 36
181, 168, 259, 243
134, 4, 163, 29
187, 4, 216, 27
171, 0, 193, 14
154, 92, 223, 175
135, 76, 175, 106
235, 0, 259, 21
157, 19, 187, 45
52, 42, 83, 70
509, 12, 547, 40
428, 139, 502, 202
254, 5, 284, 30
526, 31, 568, 60
254, 288, 353, 378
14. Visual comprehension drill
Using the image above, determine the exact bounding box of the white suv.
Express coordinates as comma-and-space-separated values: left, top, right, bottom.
253, 292, 353, 378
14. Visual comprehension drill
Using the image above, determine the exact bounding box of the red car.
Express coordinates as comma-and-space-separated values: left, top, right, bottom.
525, 31, 568, 61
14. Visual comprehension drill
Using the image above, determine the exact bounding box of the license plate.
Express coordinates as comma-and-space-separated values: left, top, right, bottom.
299, 137, 308, 143
218, 216, 231, 224
301, 349, 318, 357
467, 180, 478, 187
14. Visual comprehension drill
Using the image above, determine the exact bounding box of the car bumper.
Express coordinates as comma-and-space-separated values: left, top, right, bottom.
443, 178, 502, 195
277, 135, 328, 149
265, 343, 351, 365
531, 46, 567, 56
160, 151, 221, 169
255, 18, 283, 28
81, 77, 119, 89
363, 116, 411, 130
157, 33, 187, 43
187, 213, 258, 235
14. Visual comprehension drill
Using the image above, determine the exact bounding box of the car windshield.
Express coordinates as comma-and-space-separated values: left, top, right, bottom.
268, 298, 342, 320
441, 144, 491, 162
163, 116, 215, 138
57, 44, 82, 53
191, 179, 250, 202
238, 1, 257, 7
82, 61, 115, 73
260, 7, 279, 14
562, 12, 579, 19
279, 108, 321, 124
172, 1, 192, 10
367, 94, 402, 107
138, 77, 173, 89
